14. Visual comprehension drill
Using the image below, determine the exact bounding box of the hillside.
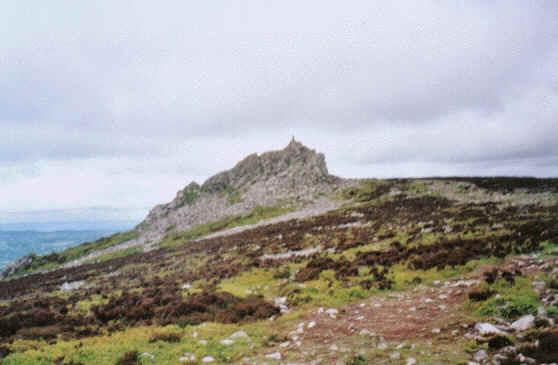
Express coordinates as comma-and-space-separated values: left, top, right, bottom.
1, 142, 558, 364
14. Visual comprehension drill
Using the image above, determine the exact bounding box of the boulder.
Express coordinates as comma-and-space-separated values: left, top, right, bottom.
474, 322, 505, 335
510, 315, 535, 331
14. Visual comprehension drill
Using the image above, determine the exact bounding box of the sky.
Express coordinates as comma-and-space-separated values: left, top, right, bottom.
1, 1, 558, 226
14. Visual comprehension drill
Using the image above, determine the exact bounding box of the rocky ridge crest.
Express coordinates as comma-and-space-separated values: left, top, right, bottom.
135, 138, 343, 247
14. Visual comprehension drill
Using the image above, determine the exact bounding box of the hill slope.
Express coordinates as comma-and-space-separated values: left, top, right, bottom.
1, 142, 558, 364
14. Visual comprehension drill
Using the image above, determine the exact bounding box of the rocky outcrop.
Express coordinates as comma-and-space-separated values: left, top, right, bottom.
0, 254, 35, 279
61, 139, 355, 267
202, 138, 331, 193
129, 139, 349, 248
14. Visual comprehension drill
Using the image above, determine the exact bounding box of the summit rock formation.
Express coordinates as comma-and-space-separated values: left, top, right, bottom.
137, 138, 345, 247
64, 139, 354, 266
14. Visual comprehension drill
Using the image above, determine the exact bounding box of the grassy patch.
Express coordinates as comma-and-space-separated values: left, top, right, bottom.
341, 179, 391, 202
2, 322, 270, 365
160, 204, 296, 248
218, 268, 277, 299
176, 182, 201, 208
470, 276, 540, 320
84, 247, 142, 264
222, 188, 243, 205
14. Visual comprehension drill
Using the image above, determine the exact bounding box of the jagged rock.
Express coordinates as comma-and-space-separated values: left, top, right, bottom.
202, 138, 330, 193
0, 254, 36, 279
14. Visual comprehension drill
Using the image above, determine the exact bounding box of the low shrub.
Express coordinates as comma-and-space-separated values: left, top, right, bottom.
149, 332, 182, 343
546, 306, 558, 318
295, 267, 321, 282
0, 345, 11, 359
487, 335, 513, 350
17, 325, 62, 340
469, 289, 495, 302
116, 351, 141, 365
273, 267, 291, 279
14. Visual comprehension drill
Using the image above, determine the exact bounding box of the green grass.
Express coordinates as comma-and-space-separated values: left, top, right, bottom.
222, 188, 243, 205
57, 230, 139, 263
341, 179, 391, 202
2, 322, 269, 365
470, 276, 540, 320
546, 306, 558, 318
177, 182, 201, 208
160, 204, 296, 248
84, 247, 142, 264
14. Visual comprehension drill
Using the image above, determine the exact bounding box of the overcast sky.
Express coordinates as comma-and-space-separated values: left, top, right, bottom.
2, 1, 558, 223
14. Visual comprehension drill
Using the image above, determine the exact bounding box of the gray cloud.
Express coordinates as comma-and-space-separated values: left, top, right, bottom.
1, 1, 558, 214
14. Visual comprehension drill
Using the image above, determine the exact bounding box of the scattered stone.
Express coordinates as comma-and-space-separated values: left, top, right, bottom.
326, 308, 338, 318
390, 352, 401, 360
473, 350, 488, 362
265, 352, 282, 360
60, 280, 85, 291
230, 330, 249, 339
280, 341, 290, 348
308, 321, 316, 328
141, 352, 155, 359
474, 322, 505, 335
378, 343, 388, 350
432, 328, 441, 334
182, 283, 192, 289
220, 339, 233, 345
202, 356, 215, 363
518, 353, 536, 364
179, 353, 196, 362
510, 314, 535, 331
198, 340, 208, 345
359, 329, 375, 336
406, 358, 416, 365
329, 344, 338, 351
532, 281, 546, 293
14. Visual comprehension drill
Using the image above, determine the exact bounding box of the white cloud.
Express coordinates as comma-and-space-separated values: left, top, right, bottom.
1, 1, 557, 216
